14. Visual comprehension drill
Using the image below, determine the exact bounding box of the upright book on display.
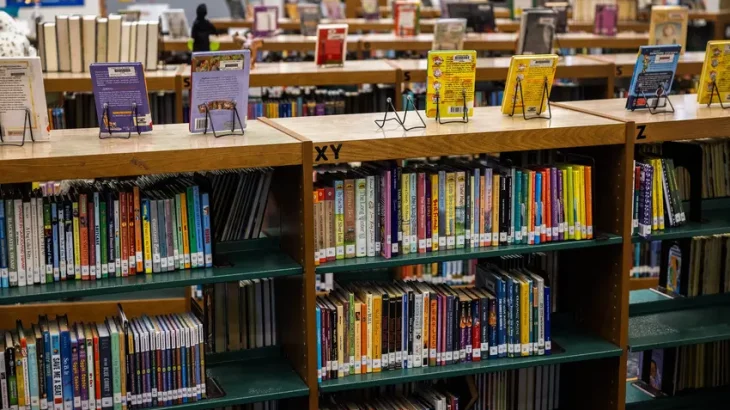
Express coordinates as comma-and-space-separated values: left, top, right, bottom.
697, 41, 730, 105
447, 2, 496, 33
517, 9, 557, 55
189, 50, 251, 133
315, 24, 348, 66
649, 6, 689, 54
501, 54, 559, 116
594, 4, 618, 36
432, 19, 467, 50
253, 6, 279, 37
0, 57, 51, 142
90, 62, 153, 133
394, 1, 421, 36
362, 0, 380, 20
298, 4, 320, 36
425, 50, 477, 118
625, 45, 681, 110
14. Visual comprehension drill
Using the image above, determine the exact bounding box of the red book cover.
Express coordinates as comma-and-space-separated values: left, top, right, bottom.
79, 194, 89, 280
394, 1, 420, 37
120, 192, 129, 276
92, 326, 101, 410
417, 173, 426, 254
315, 24, 348, 66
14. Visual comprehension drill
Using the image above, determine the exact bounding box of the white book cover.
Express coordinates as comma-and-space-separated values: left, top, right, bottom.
135, 22, 148, 65
68, 16, 83, 73
162, 9, 189, 38
0, 57, 51, 142
43, 23, 58, 72
96, 18, 108, 63
120, 22, 131, 62
55, 15, 71, 72
129, 22, 138, 65
146, 21, 159, 70
107, 14, 123, 63
82, 16, 97, 70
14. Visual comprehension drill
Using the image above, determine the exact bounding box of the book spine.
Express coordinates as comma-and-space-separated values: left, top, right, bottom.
380, 172, 391, 259
46, 202, 55, 283
35, 199, 46, 284
104, 195, 114, 277
491, 174, 499, 247
6, 200, 17, 287
28, 340, 40, 410
334, 180, 345, 259
133, 187, 143, 273
55, 203, 65, 283
93, 193, 101, 278
544, 286, 551, 355
29, 198, 40, 285
60, 329, 72, 410
401, 173, 410, 255
472, 169, 480, 247
87, 201, 96, 280
79, 195, 89, 280
142, 200, 152, 273
409, 173, 416, 254
120, 194, 129, 276
85, 332, 94, 410
24, 200, 35, 285
425, 176, 432, 253
366, 175, 376, 257
113, 200, 121, 276
430, 174, 439, 252
192, 187, 204, 268
71, 339, 80, 410
481, 172, 488, 247
99, 336, 111, 410
391, 168, 399, 256
418, 173, 427, 253
201, 194, 212, 267
14, 199, 25, 287
62, 203, 72, 280
110, 331, 121, 410
157, 200, 167, 272
455, 172, 465, 249
584, 166, 593, 238
100, 203, 108, 278
150, 201, 160, 273
175, 195, 184, 271
0, 337, 9, 408
78, 337, 87, 410
325, 188, 335, 262
128, 191, 137, 275
185, 188, 197, 268
445, 173, 455, 250
471, 297, 480, 361
355, 179, 367, 258
179, 194, 190, 270
344, 180, 356, 259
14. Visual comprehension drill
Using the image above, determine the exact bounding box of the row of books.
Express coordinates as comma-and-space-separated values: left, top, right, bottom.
312, 158, 594, 265
474, 365, 561, 410
316, 260, 555, 381
0, 309, 205, 410
633, 157, 687, 237
631, 241, 662, 279
48, 93, 178, 130
38, 15, 159, 73
203, 278, 277, 353
319, 385, 462, 410
697, 139, 730, 200
634, 341, 730, 398
662, 234, 730, 297
394, 260, 478, 286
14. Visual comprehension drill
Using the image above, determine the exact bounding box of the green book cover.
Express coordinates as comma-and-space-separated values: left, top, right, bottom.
170, 198, 179, 270
100, 202, 108, 278
186, 187, 198, 268
515, 170, 522, 245
108, 319, 122, 410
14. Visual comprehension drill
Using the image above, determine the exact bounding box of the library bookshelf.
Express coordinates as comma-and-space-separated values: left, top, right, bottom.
4, 95, 730, 410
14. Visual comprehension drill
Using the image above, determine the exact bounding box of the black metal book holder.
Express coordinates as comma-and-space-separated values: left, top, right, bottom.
0, 108, 35, 147
629, 91, 675, 115
434, 89, 469, 124
705, 80, 730, 109
509, 77, 552, 120
202, 102, 245, 138
374, 95, 426, 132
99, 102, 142, 139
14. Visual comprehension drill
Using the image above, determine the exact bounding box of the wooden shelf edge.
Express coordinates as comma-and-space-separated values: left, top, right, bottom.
630, 277, 660, 291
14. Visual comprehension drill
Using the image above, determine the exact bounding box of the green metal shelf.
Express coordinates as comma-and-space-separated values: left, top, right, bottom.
631, 208, 730, 243
316, 233, 622, 274
0, 246, 301, 305
628, 304, 730, 352
175, 355, 309, 410
630, 290, 730, 316
626, 381, 654, 405
319, 320, 622, 393
625, 385, 730, 410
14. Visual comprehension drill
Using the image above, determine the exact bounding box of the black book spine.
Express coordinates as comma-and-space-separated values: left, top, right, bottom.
407, 291, 414, 368
6, 344, 16, 407
395, 298, 402, 370
149, 330, 157, 407
380, 294, 389, 371
506, 175, 513, 243
445, 294, 453, 365
480, 295, 489, 361
106, 193, 115, 278
500, 175, 508, 245
391, 167, 399, 256
37, 333, 47, 405
388, 298, 396, 371
99, 334, 113, 410
330, 308, 337, 380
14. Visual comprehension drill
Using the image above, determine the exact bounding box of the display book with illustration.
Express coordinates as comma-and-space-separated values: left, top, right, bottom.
425, 50, 477, 118
253, 5, 278, 37
517, 8, 558, 55
362, 0, 380, 20
501, 55, 558, 116
649, 5, 689, 54
446, 1, 496, 33
432, 19, 467, 50
0, 57, 51, 142
90, 62, 152, 133
394, 0, 421, 36
189, 50, 251, 133
298, 3, 320, 36
315, 24, 349, 66
594, 4, 618, 36
624, 45, 681, 110
697, 40, 730, 105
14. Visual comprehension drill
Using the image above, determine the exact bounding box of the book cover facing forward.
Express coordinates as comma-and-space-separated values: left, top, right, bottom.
649, 6, 689, 54
697, 41, 730, 105
425, 50, 477, 118
501, 54, 558, 115
189, 50, 251, 133
0, 57, 51, 142
90, 62, 152, 133
625, 45, 681, 110
315, 24, 348, 66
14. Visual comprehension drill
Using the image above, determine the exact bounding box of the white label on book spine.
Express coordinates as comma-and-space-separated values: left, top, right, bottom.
515, 232, 522, 241
473, 348, 480, 359
491, 346, 498, 355
439, 237, 446, 247
122, 259, 129, 272
499, 232, 507, 242
395, 351, 402, 362
522, 345, 529, 355
418, 239, 426, 249
568, 226, 575, 235
447, 237, 455, 247
445, 351, 453, 361
101, 398, 112, 408
481, 342, 489, 352
436, 352, 442, 362
587, 226, 593, 236
456, 235, 464, 246
552, 227, 558, 236
81, 266, 89, 276
361, 356, 367, 367
430, 348, 436, 359
373, 359, 381, 369
160, 258, 167, 269
80, 401, 87, 410
113, 394, 121, 404
426, 238, 432, 248
507, 344, 514, 354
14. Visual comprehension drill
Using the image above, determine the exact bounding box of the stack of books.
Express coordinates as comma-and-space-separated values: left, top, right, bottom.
633, 157, 687, 237
37, 15, 159, 73
313, 158, 594, 265
0, 309, 205, 410
474, 365, 562, 410
394, 259, 478, 286
665, 234, 730, 297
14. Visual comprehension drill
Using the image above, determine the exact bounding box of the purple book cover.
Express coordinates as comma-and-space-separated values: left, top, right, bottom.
594, 5, 618, 36
253, 6, 278, 37
189, 50, 250, 133
90, 63, 153, 133
77, 326, 88, 410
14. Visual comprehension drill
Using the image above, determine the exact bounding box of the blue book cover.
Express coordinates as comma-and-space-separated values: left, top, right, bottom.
41, 322, 53, 410
535, 172, 542, 245
192, 187, 204, 268
58, 320, 73, 410
544, 286, 551, 355
189, 50, 250, 133
496, 276, 506, 358
626, 45, 682, 109
201, 193, 212, 268
90, 63, 153, 133
0, 200, 7, 288
316, 306, 322, 383
50, 321, 63, 410
27, 335, 40, 410
505, 275, 514, 357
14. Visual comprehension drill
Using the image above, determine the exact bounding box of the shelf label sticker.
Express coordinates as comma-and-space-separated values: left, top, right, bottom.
315, 143, 343, 162
636, 125, 647, 140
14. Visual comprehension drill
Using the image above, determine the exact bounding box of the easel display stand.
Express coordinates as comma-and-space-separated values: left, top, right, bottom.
98, 103, 142, 139
202, 102, 246, 138
0, 108, 34, 146
374, 96, 426, 131
509, 78, 552, 120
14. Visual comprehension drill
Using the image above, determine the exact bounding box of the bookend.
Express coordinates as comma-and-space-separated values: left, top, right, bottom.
706, 81, 729, 109
98, 103, 141, 139
661, 141, 703, 223
629, 92, 675, 115
0, 108, 35, 147
509, 77, 552, 120
434, 89, 469, 124
202, 102, 245, 138
374, 95, 426, 132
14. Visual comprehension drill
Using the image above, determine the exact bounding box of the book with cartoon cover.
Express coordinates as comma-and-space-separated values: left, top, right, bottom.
501, 54, 558, 116
649, 6, 688, 54
697, 40, 730, 105
625, 45, 680, 110
425, 50, 477, 118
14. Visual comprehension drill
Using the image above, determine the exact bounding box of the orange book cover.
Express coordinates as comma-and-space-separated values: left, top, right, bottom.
92, 325, 101, 408
133, 187, 143, 272
585, 166, 593, 239
429, 295, 438, 366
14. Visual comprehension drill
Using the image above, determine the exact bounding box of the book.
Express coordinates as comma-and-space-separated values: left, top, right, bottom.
43, 23, 59, 73
253, 6, 279, 37
431, 19, 467, 50
90, 62, 153, 133
425, 50, 477, 118
145, 22, 159, 71
189, 50, 251, 133
82, 16, 97, 71
68, 16, 83, 73
625, 45, 681, 110
298, 4, 320, 36
394, 1, 421, 36
56, 16, 71, 72
594, 4, 618, 36
0, 57, 51, 142
649, 6, 689, 54
321, 0, 345, 19
134, 22, 147, 68
161, 9, 190, 38
96, 18, 108, 64
447, 1, 496, 33
501, 54, 559, 116
362, 0, 380, 20
697, 41, 730, 105
546, 2, 570, 34
315, 24, 348, 66
107, 15, 122, 63
517, 8, 557, 55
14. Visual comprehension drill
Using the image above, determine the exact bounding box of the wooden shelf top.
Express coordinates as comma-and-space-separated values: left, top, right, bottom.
556, 94, 730, 143
392, 55, 611, 82
44, 65, 181, 92
0, 122, 301, 184
267, 106, 625, 164
589, 51, 705, 77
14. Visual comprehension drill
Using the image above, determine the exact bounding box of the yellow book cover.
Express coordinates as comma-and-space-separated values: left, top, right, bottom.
562, 166, 575, 239
698, 41, 730, 105
372, 293, 382, 372
431, 174, 439, 252
72, 201, 81, 279
492, 174, 499, 246
429, 293, 438, 366
402, 173, 411, 255
336, 300, 344, 378
573, 168, 582, 240
501, 55, 559, 115
519, 279, 529, 357
360, 291, 373, 373
655, 159, 666, 230
425, 50, 477, 118
651, 159, 659, 231
649, 6, 688, 54
179, 193, 190, 270
354, 301, 362, 375
446, 173, 456, 249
